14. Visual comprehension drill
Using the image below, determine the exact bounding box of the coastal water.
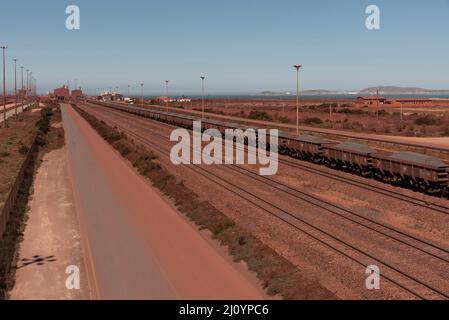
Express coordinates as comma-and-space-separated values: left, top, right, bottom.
142, 93, 449, 101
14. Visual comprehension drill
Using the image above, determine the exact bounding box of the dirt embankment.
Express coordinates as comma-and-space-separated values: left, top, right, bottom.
0, 110, 40, 206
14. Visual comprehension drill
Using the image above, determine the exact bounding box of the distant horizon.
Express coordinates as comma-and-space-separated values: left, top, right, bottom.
37, 85, 449, 97
86, 92, 449, 101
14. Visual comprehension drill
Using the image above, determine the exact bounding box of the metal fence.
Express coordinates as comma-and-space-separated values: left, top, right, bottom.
0, 139, 38, 238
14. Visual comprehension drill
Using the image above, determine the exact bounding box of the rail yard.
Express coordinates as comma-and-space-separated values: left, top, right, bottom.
3, 2, 449, 310
70, 99, 449, 299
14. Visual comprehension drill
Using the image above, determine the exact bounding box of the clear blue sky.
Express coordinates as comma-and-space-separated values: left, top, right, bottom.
1, 0, 449, 94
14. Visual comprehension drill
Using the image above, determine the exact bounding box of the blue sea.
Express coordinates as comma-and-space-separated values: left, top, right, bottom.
142, 93, 449, 101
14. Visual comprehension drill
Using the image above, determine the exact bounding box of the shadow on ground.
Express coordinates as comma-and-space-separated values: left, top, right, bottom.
17, 255, 57, 269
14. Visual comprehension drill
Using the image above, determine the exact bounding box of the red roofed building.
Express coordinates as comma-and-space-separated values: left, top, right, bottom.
71, 89, 83, 101
356, 96, 387, 106
53, 86, 70, 102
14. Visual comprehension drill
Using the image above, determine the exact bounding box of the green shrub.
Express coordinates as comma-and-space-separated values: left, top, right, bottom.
18, 145, 29, 155
114, 141, 131, 156
35, 132, 47, 146
415, 116, 439, 126
248, 111, 272, 121
337, 108, 366, 115
278, 116, 290, 124
441, 126, 449, 137
304, 117, 323, 125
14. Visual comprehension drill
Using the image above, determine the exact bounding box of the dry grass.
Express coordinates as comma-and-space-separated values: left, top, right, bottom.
0, 111, 40, 206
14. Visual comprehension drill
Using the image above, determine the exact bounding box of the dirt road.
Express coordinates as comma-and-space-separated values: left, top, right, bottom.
10, 146, 90, 300
0, 103, 31, 124
61, 104, 266, 299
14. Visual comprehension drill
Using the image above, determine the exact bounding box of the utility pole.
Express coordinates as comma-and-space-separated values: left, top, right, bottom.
127, 85, 130, 97
376, 89, 379, 123
20, 66, 24, 111
293, 64, 302, 136
29, 72, 33, 98
140, 83, 144, 107
200, 76, 205, 118
26, 70, 30, 102
165, 80, 169, 110
329, 103, 332, 125
1, 46, 7, 126
13, 58, 17, 118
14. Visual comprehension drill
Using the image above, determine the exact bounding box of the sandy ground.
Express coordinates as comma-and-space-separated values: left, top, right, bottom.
376, 135, 449, 148
0, 103, 31, 124
9, 146, 90, 300
61, 104, 267, 300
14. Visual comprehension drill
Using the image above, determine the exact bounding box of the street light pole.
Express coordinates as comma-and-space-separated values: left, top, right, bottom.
140, 83, 144, 107
13, 58, 17, 118
127, 85, 130, 97
26, 69, 29, 103
20, 66, 24, 111
329, 103, 332, 125
200, 76, 205, 119
29, 72, 33, 98
165, 80, 169, 110
1, 46, 7, 126
376, 89, 379, 124
293, 64, 302, 136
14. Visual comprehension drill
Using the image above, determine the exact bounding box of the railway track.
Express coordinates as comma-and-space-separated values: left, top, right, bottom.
85, 101, 449, 217
279, 157, 449, 216
79, 103, 449, 300
97, 105, 449, 262
139, 102, 449, 154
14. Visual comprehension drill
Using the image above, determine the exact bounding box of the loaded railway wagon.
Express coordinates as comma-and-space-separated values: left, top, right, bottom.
372, 151, 449, 194
82, 100, 449, 196
322, 142, 376, 176
280, 134, 333, 163
203, 119, 229, 132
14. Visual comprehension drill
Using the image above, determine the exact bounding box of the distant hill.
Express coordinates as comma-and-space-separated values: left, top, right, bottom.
257, 91, 285, 96
359, 86, 449, 94
257, 86, 449, 96
256, 89, 338, 96
302, 89, 339, 95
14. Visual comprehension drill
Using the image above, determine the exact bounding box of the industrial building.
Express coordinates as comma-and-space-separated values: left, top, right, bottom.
53, 86, 70, 102
71, 89, 84, 101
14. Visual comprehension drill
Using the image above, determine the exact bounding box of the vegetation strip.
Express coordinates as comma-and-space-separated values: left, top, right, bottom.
73, 104, 336, 300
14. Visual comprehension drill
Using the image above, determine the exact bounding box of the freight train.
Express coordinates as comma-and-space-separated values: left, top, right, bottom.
82, 100, 449, 196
